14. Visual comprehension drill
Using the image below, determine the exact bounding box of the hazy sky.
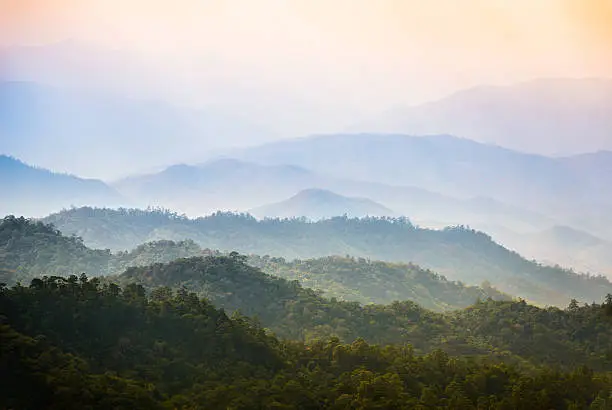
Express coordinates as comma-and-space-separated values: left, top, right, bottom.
2, 0, 611, 107
1, 0, 612, 178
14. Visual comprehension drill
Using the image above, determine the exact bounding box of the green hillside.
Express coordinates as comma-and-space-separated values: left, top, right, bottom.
2, 215, 507, 312
0, 215, 112, 284
249, 255, 510, 310
43, 207, 612, 306
116, 255, 612, 371
3, 274, 612, 409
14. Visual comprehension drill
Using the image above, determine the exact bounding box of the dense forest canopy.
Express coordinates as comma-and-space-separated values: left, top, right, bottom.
3, 275, 612, 409
115, 255, 612, 371
0, 215, 205, 285
42, 207, 612, 307
0, 215, 112, 283
248, 254, 511, 309
0, 215, 508, 312
2, 213, 612, 408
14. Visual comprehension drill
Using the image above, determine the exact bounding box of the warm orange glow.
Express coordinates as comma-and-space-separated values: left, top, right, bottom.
1, 0, 610, 105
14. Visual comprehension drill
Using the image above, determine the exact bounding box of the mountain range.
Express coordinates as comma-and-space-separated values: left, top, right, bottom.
249, 189, 395, 220
41, 207, 612, 307
232, 133, 612, 239
4, 43, 611, 157
112, 157, 555, 234
0, 215, 507, 312
485, 225, 612, 277
4, 36, 612, 410
4, 140, 611, 276
2, 70, 612, 277
352, 78, 612, 156
0, 155, 124, 217
4, 128, 612, 277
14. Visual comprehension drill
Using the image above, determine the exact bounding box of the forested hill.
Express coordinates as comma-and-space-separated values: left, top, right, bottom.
5, 277, 612, 409
0, 215, 211, 285
43, 207, 612, 307
248, 255, 510, 309
91, 255, 612, 371
0, 216, 503, 312
0, 215, 203, 284
0, 215, 112, 284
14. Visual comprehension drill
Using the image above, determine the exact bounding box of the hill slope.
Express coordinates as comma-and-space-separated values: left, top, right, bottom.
0, 215, 204, 284
114, 158, 553, 233
235, 133, 612, 215
0, 274, 282, 408
489, 225, 612, 277
250, 189, 395, 220
249, 255, 509, 309
116, 255, 612, 370
0, 155, 124, 217
0, 215, 112, 284
113, 159, 320, 214
1, 216, 504, 312
42, 207, 612, 306
5, 274, 612, 408
234, 133, 612, 243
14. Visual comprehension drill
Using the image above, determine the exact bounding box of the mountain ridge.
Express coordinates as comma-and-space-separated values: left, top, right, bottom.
233, 133, 612, 238
250, 188, 395, 220
0, 155, 125, 217
40, 206, 612, 307
351, 78, 612, 156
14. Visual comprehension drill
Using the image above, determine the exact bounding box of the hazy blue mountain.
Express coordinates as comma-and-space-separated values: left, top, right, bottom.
234, 133, 612, 219
486, 225, 612, 277
0, 155, 124, 217
42, 207, 612, 307
0, 81, 272, 179
113, 158, 554, 233
249, 188, 395, 220
113, 159, 321, 215
352, 78, 612, 156
557, 151, 612, 203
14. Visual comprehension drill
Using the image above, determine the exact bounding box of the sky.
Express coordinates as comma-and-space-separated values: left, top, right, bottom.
1, 0, 611, 177
2, 0, 611, 105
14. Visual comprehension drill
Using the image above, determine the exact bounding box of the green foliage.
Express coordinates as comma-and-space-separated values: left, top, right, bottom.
0, 215, 112, 284
116, 255, 612, 371
43, 207, 612, 307
0, 275, 281, 408
110, 239, 203, 272
1, 216, 507, 313
249, 254, 510, 310
3, 277, 612, 409
0, 215, 209, 285
0, 321, 162, 409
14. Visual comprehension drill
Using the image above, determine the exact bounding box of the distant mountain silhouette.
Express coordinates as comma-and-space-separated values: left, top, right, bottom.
487, 225, 612, 277
352, 78, 612, 156
113, 158, 553, 233
113, 159, 320, 215
0, 81, 272, 179
250, 188, 395, 220
0, 155, 124, 217
234, 133, 612, 238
